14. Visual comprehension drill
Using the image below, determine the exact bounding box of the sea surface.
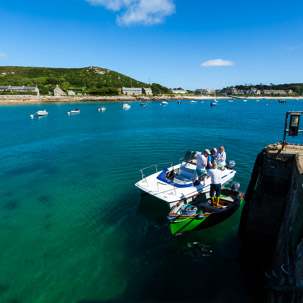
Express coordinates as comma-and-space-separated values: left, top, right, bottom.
0, 99, 303, 303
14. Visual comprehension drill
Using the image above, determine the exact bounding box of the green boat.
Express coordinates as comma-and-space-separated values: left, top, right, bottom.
167, 187, 244, 235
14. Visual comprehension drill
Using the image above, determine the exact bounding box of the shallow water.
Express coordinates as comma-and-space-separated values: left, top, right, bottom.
0, 99, 302, 302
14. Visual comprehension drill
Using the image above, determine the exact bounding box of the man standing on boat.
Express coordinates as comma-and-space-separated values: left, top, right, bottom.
215, 146, 226, 168
207, 162, 223, 207
195, 149, 211, 179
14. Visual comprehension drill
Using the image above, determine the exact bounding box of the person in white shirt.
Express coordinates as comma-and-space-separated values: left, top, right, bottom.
215, 146, 226, 168
195, 149, 211, 178
207, 162, 223, 207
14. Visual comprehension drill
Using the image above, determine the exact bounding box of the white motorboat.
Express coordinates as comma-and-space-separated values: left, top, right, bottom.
123, 104, 131, 110
98, 106, 106, 112
243, 99, 247, 102
161, 101, 168, 106
70, 109, 80, 114
36, 110, 48, 116
135, 151, 237, 208
190, 100, 197, 104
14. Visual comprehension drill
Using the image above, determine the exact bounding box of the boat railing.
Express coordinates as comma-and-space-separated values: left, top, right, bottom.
156, 181, 177, 195
139, 161, 173, 185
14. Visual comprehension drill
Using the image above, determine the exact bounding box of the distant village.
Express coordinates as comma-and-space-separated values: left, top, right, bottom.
0, 84, 296, 97
173, 87, 294, 96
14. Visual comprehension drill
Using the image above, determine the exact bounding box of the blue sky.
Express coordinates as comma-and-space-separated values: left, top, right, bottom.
0, 0, 302, 89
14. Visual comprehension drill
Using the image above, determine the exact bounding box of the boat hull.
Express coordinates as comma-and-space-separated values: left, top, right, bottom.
170, 201, 241, 234
135, 163, 236, 207
169, 191, 244, 235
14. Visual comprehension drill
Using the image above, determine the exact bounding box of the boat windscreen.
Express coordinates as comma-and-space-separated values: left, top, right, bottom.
183, 151, 196, 163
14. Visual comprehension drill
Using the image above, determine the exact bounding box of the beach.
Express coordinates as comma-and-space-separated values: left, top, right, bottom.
0, 94, 301, 104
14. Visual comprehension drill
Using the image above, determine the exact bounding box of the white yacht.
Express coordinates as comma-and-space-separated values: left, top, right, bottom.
135, 151, 236, 208
161, 101, 168, 106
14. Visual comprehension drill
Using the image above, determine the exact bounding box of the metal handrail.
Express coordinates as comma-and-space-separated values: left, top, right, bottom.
139, 161, 173, 187
139, 161, 173, 174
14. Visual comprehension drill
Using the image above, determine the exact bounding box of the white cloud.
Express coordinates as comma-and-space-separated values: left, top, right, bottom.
0, 52, 7, 57
86, 0, 175, 26
201, 59, 235, 67
86, 0, 133, 11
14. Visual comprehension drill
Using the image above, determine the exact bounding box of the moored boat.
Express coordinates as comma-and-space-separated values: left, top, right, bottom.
190, 100, 197, 103
36, 110, 48, 116
167, 184, 244, 235
161, 101, 168, 106
70, 109, 80, 114
210, 101, 217, 107
98, 106, 106, 112
279, 100, 287, 103
135, 151, 236, 208
123, 103, 131, 110
139, 102, 147, 107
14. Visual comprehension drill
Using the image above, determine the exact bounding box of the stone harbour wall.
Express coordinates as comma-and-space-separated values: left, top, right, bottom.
239, 144, 303, 303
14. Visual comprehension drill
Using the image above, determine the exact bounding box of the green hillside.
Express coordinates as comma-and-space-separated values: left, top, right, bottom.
0, 66, 172, 96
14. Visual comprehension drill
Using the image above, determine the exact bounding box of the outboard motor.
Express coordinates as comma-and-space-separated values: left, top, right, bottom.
231, 182, 240, 191
226, 160, 236, 169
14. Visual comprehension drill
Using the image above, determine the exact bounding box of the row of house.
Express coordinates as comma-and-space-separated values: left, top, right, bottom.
52, 85, 153, 96
0, 85, 40, 96
121, 87, 152, 96
194, 87, 294, 96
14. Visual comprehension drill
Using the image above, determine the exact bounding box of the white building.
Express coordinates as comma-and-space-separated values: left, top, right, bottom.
122, 87, 153, 96
122, 87, 142, 95
54, 84, 66, 96
0, 85, 40, 96
142, 87, 152, 95
172, 88, 187, 94
67, 90, 76, 96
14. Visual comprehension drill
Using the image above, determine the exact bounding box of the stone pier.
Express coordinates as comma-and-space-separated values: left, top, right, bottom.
239, 143, 303, 303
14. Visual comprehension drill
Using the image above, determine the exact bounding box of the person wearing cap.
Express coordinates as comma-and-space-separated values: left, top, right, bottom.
194, 149, 210, 178
215, 146, 226, 169
207, 162, 223, 207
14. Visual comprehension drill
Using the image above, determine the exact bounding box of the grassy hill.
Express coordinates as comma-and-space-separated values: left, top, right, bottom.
0, 66, 172, 96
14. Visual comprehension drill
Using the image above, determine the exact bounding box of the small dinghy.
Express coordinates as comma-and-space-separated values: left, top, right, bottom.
123, 104, 131, 110
98, 106, 106, 112
161, 101, 168, 106
190, 100, 197, 103
139, 102, 147, 107
70, 109, 80, 114
210, 102, 217, 107
167, 183, 244, 235
36, 110, 48, 116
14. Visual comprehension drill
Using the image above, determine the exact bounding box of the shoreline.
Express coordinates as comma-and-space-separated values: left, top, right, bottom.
0, 95, 301, 104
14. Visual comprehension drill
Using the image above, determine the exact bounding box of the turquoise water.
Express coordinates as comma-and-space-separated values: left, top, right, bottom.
0, 99, 303, 302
